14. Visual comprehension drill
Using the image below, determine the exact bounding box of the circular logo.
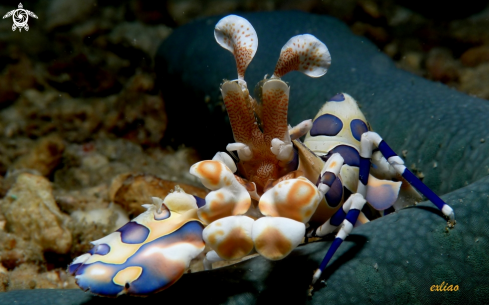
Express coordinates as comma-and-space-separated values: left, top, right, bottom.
13, 9, 28, 27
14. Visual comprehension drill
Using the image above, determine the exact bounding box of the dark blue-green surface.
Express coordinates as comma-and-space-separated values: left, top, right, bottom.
2, 11, 488, 305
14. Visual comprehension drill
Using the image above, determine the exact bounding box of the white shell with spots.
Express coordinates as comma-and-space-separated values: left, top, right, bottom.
304, 93, 368, 154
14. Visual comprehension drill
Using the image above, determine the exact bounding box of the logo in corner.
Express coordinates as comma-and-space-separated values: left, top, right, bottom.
2, 3, 38, 32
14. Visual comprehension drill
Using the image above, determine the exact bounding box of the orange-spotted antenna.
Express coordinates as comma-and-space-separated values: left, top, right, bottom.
214, 15, 258, 81
272, 34, 331, 79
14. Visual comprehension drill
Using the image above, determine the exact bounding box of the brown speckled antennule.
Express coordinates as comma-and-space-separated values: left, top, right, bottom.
215, 15, 258, 80
273, 34, 331, 78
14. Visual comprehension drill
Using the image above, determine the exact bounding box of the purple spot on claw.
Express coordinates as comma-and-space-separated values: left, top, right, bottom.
117, 222, 150, 244
94, 244, 110, 255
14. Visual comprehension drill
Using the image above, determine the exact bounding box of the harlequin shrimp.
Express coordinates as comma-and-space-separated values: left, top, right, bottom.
68, 14, 455, 297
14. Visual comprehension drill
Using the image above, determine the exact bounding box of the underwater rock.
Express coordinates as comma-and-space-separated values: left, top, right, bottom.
10, 134, 65, 177
70, 203, 129, 231
10, 72, 164, 147
397, 0, 487, 20
459, 63, 489, 99
350, 21, 389, 45
460, 45, 489, 68
104, 86, 167, 146
46, 53, 122, 97
54, 139, 199, 190
54, 184, 110, 216
108, 22, 172, 57
13, 89, 110, 141
0, 173, 72, 254
0, 56, 40, 108
425, 48, 460, 84
396, 50, 425, 76
7, 263, 76, 290
167, 0, 240, 25
46, 0, 97, 30
0, 265, 7, 292
70, 6, 126, 38
130, 0, 174, 25
450, 10, 489, 45
109, 173, 208, 215
0, 230, 46, 271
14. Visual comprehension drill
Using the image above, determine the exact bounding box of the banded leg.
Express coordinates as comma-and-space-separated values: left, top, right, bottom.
360, 132, 455, 226
311, 139, 371, 284
308, 153, 346, 237
310, 195, 355, 237
309, 196, 350, 237
312, 193, 367, 284
317, 153, 344, 198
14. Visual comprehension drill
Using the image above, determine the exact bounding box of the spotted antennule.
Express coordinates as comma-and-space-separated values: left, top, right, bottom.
214, 15, 257, 80
272, 34, 331, 78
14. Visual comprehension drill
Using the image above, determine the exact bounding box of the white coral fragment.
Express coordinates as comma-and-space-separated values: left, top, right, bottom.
0, 173, 72, 254
71, 203, 129, 231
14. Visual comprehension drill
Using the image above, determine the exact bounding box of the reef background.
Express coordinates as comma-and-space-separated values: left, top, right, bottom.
0, 0, 488, 291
